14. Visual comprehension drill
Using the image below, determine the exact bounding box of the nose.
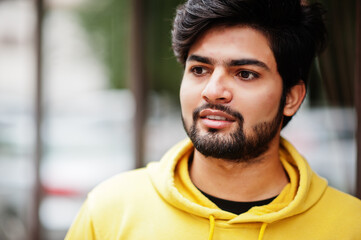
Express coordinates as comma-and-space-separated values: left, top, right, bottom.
201, 69, 232, 104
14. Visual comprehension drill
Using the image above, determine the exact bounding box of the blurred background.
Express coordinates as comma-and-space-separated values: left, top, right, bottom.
0, 0, 360, 239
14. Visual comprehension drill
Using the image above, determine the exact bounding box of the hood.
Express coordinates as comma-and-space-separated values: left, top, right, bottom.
147, 137, 328, 224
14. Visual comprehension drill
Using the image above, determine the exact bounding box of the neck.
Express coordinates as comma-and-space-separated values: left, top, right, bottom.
189, 136, 289, 202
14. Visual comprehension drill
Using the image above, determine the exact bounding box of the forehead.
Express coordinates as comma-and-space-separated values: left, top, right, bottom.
188, 25, 276, 69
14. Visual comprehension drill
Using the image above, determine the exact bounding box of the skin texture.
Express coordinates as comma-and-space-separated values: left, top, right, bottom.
180, 25, 306, 201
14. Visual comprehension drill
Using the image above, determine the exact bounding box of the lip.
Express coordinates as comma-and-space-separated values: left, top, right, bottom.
199, 109, 236, 129
199, 109, 236, 121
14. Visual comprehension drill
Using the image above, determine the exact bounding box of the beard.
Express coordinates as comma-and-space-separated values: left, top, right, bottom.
182, 102, 284, 163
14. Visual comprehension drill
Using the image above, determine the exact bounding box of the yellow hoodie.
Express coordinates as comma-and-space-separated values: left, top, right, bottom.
66, 138, 361, 240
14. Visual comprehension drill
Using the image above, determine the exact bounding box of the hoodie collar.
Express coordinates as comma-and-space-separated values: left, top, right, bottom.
147, 137, 328, 224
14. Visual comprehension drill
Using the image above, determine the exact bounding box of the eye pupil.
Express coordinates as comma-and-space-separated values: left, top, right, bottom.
195, 67, 203, 74
241, 71, 250, 78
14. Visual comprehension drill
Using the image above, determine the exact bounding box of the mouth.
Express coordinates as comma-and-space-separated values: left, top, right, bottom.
199, 109, 236, 121
203, 115, 228, 121
199, 109, 236, 129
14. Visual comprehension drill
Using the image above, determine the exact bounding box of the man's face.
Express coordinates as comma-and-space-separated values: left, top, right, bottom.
180, 25, 284, 161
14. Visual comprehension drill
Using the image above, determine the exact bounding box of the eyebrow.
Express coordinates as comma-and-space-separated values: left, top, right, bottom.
187, 55, 212, 64
229, 59, 270, 71
187, 54, 270, 71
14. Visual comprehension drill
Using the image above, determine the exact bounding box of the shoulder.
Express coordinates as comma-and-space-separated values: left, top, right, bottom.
88, 167, 153, 204
83, 167, 161, 226
322, 187, 361, 209
317, 186, 361, 224
301, 186, 361, 237
66, 166, 164, 239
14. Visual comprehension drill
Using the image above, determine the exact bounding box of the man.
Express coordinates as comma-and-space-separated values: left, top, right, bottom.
66, 0, 361, 239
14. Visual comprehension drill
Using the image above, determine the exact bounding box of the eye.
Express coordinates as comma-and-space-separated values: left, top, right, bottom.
190, 66, 209, 76
237, 70, 259, 80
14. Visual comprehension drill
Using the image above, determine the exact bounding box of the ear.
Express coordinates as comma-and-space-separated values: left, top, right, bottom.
283, 82, 306, 117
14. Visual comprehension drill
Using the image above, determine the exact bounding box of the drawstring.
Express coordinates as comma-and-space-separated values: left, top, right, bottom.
208, 215, 215, 240
258, 222, 268, 240
208, 216, 267, 240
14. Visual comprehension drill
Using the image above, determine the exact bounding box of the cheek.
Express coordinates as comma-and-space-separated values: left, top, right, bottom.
179, 79, 199, 123
236, 86, 282, 126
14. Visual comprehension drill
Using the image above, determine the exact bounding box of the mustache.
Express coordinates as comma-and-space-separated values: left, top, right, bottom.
192, 103, 244, 124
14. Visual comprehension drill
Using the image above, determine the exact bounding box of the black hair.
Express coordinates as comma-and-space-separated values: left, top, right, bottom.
172, 0, 327, 127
